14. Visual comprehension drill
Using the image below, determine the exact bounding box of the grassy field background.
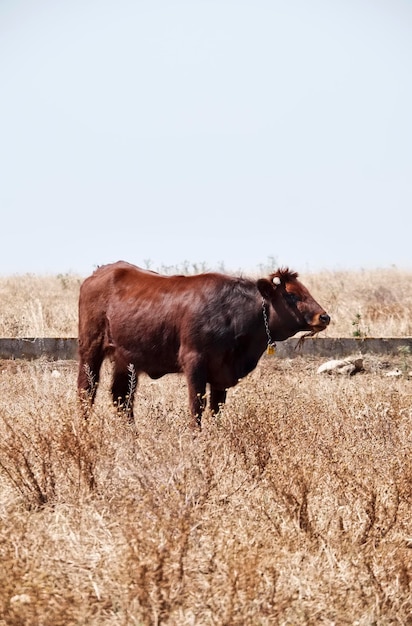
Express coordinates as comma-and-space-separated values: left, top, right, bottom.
1, 264, 412, 338
0, 265, 412, 624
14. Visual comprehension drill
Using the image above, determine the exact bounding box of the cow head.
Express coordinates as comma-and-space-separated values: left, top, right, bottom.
257, 268, 330, 339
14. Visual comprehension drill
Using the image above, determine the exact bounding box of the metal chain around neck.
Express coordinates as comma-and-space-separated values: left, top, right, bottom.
262, 298, 275, 350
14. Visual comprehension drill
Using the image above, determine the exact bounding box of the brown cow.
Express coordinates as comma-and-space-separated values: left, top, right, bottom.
78, 261, 330, 427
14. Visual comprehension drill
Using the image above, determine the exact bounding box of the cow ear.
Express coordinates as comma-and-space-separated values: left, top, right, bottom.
257, 278, 277, 299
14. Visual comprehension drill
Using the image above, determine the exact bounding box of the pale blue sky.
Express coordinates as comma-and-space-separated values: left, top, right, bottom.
1, 0, 411, 276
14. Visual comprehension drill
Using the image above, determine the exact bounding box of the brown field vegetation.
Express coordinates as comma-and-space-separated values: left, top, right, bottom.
1, 266, 412, 624
0, 264, 412, 338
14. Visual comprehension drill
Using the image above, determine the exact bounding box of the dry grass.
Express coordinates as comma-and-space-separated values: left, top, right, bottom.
0, 273, 81, 337
305, 267, 412, 338
1, 268, 412, 624
1, 355, 412, 624
1, 266, 412, 337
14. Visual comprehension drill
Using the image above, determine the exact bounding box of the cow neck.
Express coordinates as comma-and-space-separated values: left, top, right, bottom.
262, 298, 276, 353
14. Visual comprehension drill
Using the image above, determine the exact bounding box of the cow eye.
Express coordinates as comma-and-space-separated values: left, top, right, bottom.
285, 292, 299, 305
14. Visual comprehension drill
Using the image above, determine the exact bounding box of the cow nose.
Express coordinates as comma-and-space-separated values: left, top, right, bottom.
320, 313, 330, 326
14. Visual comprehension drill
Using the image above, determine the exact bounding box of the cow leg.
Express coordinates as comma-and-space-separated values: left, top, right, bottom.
188, 382, 207, 428
182, 355, 207, 428
111, 362, 137, 423
77, 345, 104, 416
210, 387, 227, 415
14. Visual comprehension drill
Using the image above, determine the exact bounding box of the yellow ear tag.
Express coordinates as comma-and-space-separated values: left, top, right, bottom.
267, 344, 276, 355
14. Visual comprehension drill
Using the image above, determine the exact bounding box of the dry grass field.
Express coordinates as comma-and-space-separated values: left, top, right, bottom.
0, 265, 412, 338
1, 265, 412, 625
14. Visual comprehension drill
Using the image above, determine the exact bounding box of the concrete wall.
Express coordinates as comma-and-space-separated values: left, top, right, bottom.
0, 337, 411, 361
0, 338, 78, 360
275, 336, 412, 358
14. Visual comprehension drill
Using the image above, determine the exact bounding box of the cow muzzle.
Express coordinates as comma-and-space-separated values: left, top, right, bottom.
312, 312, 330, 331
